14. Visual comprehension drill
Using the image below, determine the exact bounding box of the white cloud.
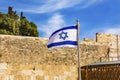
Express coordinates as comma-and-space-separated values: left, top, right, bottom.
21, 0, 82, 13
80, 24, 120, 40
103, 26, 120, 35
0, 0, 103, 13
80, 0, 103, 8
39, 13, 66, 37
15, 0, 103, 13
41, 0, 80, 12
90, 24, 120, 35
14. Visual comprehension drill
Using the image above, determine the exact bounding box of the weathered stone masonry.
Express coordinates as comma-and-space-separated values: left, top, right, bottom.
0, 33, 119, 80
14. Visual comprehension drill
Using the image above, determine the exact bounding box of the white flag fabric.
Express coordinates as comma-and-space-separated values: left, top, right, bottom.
47, 26, 77, 49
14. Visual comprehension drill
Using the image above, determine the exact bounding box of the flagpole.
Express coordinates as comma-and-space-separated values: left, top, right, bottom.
76, 20, 81, 80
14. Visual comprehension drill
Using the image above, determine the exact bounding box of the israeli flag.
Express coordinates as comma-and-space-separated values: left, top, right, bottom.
47, 26, 78, 49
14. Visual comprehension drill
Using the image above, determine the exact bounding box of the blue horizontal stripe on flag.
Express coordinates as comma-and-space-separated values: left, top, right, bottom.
47, 41, 77, 48
49, 26, 77, 39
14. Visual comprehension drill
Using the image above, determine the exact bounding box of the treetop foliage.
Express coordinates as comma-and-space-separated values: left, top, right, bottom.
0, 7, 39, 37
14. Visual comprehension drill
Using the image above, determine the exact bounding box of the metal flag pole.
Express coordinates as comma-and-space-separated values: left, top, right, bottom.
76, 20, 81, 80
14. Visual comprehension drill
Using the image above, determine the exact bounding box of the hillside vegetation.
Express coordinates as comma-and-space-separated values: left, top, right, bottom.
0, 7, 39, 37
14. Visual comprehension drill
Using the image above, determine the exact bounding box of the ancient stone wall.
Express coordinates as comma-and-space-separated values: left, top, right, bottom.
0, 35, 79, 80
0, 33, 115, 80
96, 33, 120, 61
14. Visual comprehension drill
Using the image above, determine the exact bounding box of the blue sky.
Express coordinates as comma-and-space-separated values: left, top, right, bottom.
0, 0, 120, 40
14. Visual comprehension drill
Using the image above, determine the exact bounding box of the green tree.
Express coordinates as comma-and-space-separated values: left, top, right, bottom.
29, 22, 39, 37
0, 13, 19, 35
0, 7, 39, 37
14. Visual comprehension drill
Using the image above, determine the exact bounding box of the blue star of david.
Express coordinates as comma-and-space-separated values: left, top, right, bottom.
59, 31, 68, 40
